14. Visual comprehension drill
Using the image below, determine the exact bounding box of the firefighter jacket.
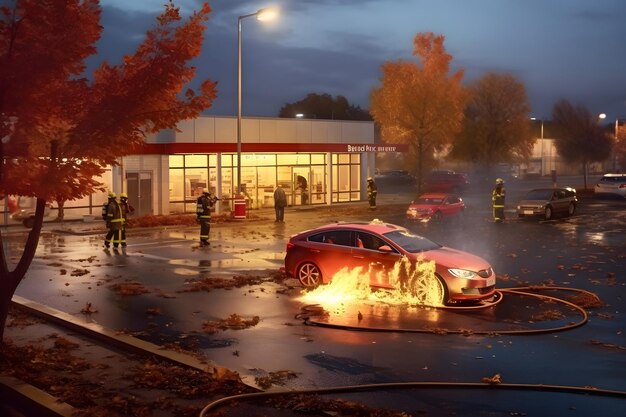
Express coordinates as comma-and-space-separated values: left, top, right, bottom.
367, 181, 378, 198
120, 200, 135, 220
492, 185, 506, 206
105, 200, 124, 230
196, 194, 214, 219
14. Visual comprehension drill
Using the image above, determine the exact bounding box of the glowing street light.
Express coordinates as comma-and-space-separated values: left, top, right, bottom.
236, 7, 278, 194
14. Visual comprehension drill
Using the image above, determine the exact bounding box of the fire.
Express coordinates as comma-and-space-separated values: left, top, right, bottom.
300, 256, 444, 308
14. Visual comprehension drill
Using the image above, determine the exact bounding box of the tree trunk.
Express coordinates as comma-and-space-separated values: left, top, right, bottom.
56, 200, 65, 221
0, 198, 45, 342
582, 161, 588, 190
416, 136, 424, 194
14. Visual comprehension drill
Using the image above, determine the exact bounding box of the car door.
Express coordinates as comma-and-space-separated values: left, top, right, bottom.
352, 231, 402, 288
441, 196, 461, 217
306, 230, 357, 280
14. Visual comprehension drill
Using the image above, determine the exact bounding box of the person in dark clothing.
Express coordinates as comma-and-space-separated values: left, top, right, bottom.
273, 184, 287, 222
367, 177, 377, 209
103, 192, 123, 248
119, 192, 135, 247
492, 178, 506, 222
196, 189, 217, 246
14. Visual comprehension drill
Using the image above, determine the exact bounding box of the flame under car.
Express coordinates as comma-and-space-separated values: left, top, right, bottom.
284, 221, 495, 305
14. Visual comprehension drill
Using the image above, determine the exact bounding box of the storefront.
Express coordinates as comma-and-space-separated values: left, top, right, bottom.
1, 116, 405, 223
117, 115, 397, 216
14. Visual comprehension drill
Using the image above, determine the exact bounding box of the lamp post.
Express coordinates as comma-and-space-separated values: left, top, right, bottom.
237, 7, 277, 194
531, 117, 544, 176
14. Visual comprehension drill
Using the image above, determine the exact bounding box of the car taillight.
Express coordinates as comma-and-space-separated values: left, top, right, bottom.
286, 242, 295, 251
620, 184, 626, 188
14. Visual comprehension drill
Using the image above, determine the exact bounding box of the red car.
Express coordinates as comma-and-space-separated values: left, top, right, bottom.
406, 193, 465, 223
423, 171, 470, 193
284, 221, 496, 305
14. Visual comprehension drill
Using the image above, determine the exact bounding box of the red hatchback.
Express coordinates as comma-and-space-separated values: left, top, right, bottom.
284, 220, 496, 305
406, 193, 465, 223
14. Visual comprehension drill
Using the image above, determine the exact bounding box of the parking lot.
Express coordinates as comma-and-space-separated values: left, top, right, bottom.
3, 175, 626, 416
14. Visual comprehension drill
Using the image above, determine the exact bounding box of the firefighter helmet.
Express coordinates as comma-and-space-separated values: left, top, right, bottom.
496, 178, 504, 185
120, 192, 128, 198
108, 191, 116, 198
367, 177, 373, 182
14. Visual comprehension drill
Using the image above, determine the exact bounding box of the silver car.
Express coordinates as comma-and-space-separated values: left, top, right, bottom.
594, 174, 626, 198
516, 187, 577, 220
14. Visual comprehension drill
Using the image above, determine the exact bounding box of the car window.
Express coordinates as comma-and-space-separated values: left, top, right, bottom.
447, 196, 460, 204
355, 232, 391, 251
307, 231, 351, 246
601, 175, 626, 183
525, 190, 553, 200
415, 197, 443, 204
383, 230, 441, 253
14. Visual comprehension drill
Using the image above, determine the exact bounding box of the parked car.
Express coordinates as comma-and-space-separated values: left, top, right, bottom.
406, 193, 465, 223
516, 187, 577, 220
422, 171, 470, 193
594, 173, 626, 198
374, 170, 416, 186
284, 220, 496, 305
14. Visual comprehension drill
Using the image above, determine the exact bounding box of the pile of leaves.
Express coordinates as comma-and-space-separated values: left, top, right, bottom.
201, 314, 260, 334
109, 280, 150, 296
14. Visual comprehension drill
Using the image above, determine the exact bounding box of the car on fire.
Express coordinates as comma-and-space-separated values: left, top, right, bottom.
284, 220, 496, 305
516, 187, 577, 220
406, 193, 465, 223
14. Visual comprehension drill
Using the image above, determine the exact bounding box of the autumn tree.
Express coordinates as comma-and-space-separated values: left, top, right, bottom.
551, 99, 612, 189
370, 32, 467, 191
450, 72, 533, 170
278, 93, 371, 121
0, 0, 217, 341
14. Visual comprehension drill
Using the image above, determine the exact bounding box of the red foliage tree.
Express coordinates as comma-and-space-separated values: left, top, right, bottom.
0, 0, 217, 340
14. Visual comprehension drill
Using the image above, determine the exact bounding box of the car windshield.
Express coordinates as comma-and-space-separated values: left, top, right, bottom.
524, 190, 554, 200
414, 197, 443, 204
383, 230, 441, 253
601, 176, 626, 183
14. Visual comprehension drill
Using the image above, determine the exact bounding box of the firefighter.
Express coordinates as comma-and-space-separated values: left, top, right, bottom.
492, 178, 506, 222
196, 189, 217, 246
367, 177, 377, 209
119, 193, 135, 247
103, 192, 124, 248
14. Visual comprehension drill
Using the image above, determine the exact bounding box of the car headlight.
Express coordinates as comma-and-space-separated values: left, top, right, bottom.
448, 268, 476, 279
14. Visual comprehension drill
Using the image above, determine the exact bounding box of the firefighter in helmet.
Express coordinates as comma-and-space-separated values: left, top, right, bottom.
103, 192, 124, 248
492, 178, 506, 222
367, 176, 377, 209
119, 193, 135, 247
196, 188, 217, 246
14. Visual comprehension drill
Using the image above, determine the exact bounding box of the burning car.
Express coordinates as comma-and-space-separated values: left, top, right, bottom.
284, 220, 496, 305
406, 193, 465, 223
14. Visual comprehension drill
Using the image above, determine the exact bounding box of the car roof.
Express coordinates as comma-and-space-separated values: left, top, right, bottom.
528, 187, 576, 192
297, 220, 405, 236
601, 173, 626, 178
416, 193, 450, 199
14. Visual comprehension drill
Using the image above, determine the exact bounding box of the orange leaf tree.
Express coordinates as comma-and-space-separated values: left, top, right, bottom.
0, 0, 217, 340
370, 32, 467, 191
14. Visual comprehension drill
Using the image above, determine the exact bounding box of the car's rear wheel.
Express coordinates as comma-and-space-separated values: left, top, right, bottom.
23, 216, 35, 229
567, 202, 576, 216
297, 262, 322, 288
544, 206, 553, 220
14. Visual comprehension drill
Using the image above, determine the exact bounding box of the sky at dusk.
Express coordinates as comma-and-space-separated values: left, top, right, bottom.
96, 0, 626, 123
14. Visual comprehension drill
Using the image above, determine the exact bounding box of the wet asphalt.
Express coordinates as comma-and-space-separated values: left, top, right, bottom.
4, 174, 626, 416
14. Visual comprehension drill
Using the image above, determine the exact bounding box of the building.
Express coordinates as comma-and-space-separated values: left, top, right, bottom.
2, 116, 405, 224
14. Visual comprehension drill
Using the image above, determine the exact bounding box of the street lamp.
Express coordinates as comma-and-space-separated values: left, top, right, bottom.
531, 117, 544, 176
237, 7, 278, 194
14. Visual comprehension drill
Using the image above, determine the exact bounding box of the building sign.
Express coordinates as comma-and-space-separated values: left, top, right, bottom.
347, 144, 406, 153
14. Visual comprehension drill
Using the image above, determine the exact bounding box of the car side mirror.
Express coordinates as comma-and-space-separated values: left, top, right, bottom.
378, 245, 393, 253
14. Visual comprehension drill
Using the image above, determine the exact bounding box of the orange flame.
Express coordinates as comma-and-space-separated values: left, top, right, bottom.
300, 256, 443, 308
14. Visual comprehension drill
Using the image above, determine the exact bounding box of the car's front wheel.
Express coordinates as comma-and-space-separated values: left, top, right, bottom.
567, 203, 576, 216
413, 274, 447, 306
544, 206, 553, 220
297, 262, 322, 288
